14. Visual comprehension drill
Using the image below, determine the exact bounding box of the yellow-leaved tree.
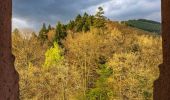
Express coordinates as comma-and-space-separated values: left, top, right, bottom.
44, 42, 64, 69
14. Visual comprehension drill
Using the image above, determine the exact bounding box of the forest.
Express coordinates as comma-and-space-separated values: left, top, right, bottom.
12, 7, 162, 100
121, 19, 161, 34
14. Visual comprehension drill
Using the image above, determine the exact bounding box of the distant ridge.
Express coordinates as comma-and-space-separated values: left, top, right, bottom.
121, 19, 161, 34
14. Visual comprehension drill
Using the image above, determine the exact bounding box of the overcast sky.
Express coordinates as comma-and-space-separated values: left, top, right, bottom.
12, 0, 161, 32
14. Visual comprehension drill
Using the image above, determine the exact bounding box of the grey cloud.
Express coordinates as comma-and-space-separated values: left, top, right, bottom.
13, 0, 106, 22
109, 0, 161, 21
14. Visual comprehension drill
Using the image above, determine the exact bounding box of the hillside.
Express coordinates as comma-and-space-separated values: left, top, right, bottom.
121, 19, 161, 34
12, 8, 162, 100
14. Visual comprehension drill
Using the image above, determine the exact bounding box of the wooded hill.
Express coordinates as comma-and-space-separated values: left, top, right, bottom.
121, 19, 161, 34
12, 7, 162, 100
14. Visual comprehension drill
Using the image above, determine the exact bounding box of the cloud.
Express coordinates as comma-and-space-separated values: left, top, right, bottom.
84, 0, 161, 21
12, 0, 161, 31
12, 18, 31, 29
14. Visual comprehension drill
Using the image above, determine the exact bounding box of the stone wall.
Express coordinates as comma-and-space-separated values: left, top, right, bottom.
154, 0, 170, 100
0, 0, 19, 99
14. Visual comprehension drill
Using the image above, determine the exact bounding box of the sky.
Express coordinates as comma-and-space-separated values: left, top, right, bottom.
12, 0, 161, 32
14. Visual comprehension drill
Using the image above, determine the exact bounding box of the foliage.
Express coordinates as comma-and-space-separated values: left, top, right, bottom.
47, 29, 56, 42
122, 19, 161, 34
12, 10, 162, 100
95, 7, 104, 19
66, 8, 106, 33
93, 7, 106, 29
48, 24, 52, 31
44, 42, 63, 69
55, 22, 67, 43
39, 23, 48, 41
12, 30, 49, 68
87, 64, 113, 100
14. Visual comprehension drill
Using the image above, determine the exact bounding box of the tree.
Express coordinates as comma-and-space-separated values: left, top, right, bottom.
39, 23, 48, 41
87, 15, 95, 27
83, 12, 89, 19
47, 29, 55, 42
94, 7, 106, 28
48, 24, 52, 32
67, 20, 75, 30
75, 14, 91, 32
55, 22, 67, 43
95, 7, 104, 19
82, 13, 91, 32
87, 64, 113, 100
75, 14, 82, 22
44, 42, 64, 69
55, 22, 62, 41
82, 21, 90, 32
13, 32, 49, 69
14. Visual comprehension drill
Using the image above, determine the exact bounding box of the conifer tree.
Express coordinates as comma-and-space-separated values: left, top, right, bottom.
55, 22, 67, 43
95, 7, 104, 19
83, 12, 89, 19
75, 14, 82, 22
75, 14, 84, 32
48, 24, 52, 31
94, 7, 106, 28
67, 20, 75, 30
82, 21, 90, 32
87, 64, 113, 100
39, 23, 48, 41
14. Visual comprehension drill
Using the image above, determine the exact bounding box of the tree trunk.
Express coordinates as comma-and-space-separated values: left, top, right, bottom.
0, 0, 19, 99
154, 0, 170, 100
